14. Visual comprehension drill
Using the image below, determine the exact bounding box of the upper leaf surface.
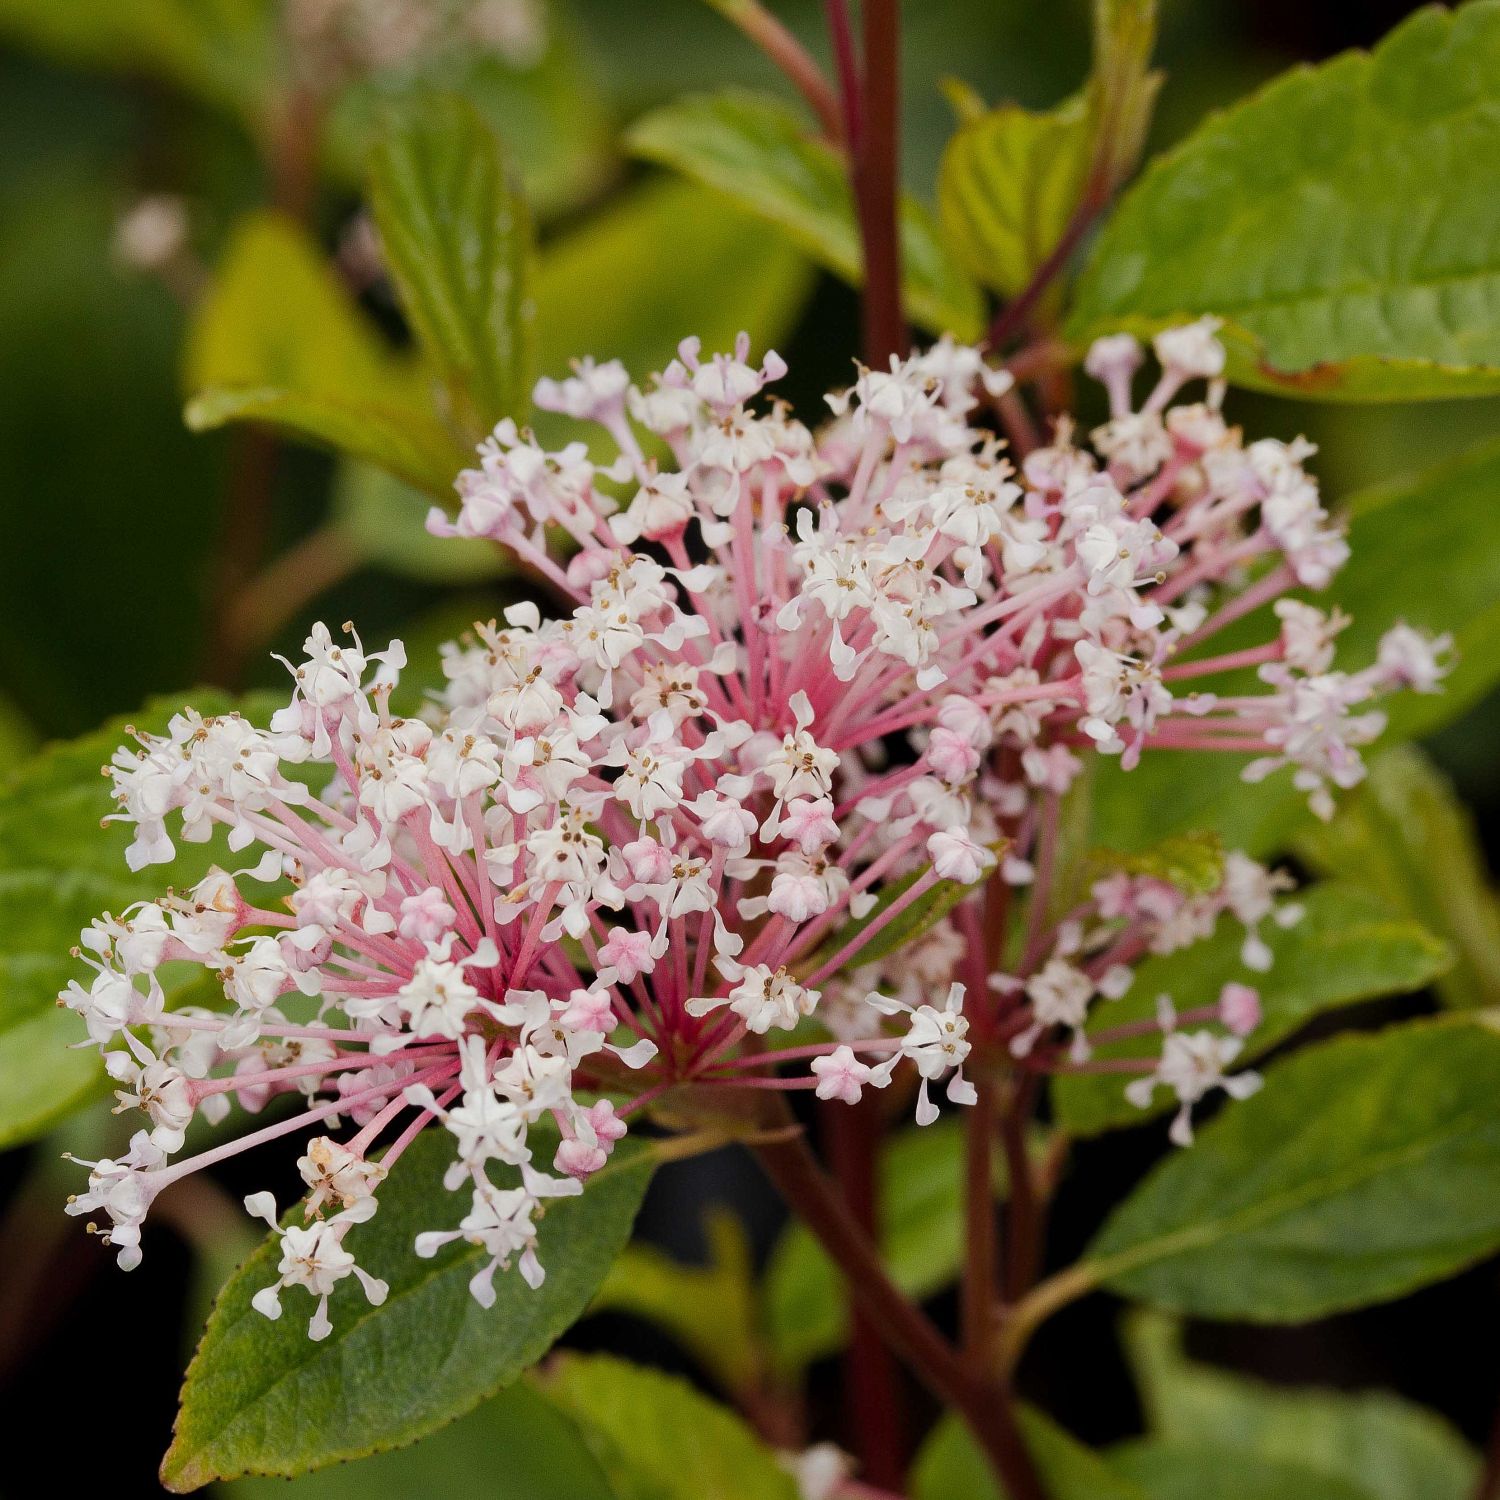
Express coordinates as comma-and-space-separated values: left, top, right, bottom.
1069, 2, 1500, 398
162, 1130, 655, 1490
1084, 1019, 1500, 1321
626, 90, 983, 339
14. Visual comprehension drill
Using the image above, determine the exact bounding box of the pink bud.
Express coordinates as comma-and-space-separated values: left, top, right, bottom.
1218, 982, 1262, 1036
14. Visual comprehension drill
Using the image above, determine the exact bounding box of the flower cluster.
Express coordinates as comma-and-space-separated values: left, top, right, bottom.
62, 322, 1444, 1335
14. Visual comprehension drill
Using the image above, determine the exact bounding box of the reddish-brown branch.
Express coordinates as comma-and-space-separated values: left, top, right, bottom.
825, 0, 863, 151
962, 1078, 1000, 1363
854, 0, 905, 366
755, 1104, 1048, 1500
718, 0, 844, 142
1000, 1075, 1043, 1304
825, 1096, 906, 1488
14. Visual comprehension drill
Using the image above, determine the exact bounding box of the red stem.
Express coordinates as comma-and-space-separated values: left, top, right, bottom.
755, 1101, 1048, 1500
825, 1097, 905, 1488
854, 0, 905, 365
825, 0, 863, 150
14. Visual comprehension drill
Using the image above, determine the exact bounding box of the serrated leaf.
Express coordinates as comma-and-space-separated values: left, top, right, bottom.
1051, 883, 1451, 1137
1089, 437, 1500, 856
184, 212, 461, 494
1081, 1019, 1500, 1321
765, 1118, 1033, 1372
161, 1130, 655, 1491
911, 1406, 1148, 1500
626, 90, 983, 339
223, 1382, 616, 1500
1068, 3, 1500, 399
367, 93, 536, 440
540, 1354, 797, 1500
1295, 748, 1500, 1011
937, 93, 1094, 300
1122, 1309, 1479, 1500
590, 1208, 763, 1395
0, 693, 268, 1149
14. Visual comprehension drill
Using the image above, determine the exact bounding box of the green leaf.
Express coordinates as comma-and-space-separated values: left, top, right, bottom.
223, 1383, 616, 1500
161, 1130, 656, 1491
367, 93, 536, 440
590, 1208, 763, 1395
765, 1118, 1031, 1372
807, 856, 992, 977
1295, 748, 1500, 1011
1068, 2, 1500, 399
330, 461, 508, 585
1122, 1309, 1480, 1500
0, 693, 262, 1149
540, 1354, 798, 1500
1090, 437, 1500, 856
325, 15, 614, 222
1051, 884, 1451, 1137
937, 93, 1094, 300
0, 0, 278, 125
911, 1407, 1149, 1500
1081, 1018, 1500, 1321
1109, 1441, 1371, 1500
184, 212, 460, 494
1085, 832, 1225, 898
1088, 0, 1161, 191
536, 176, 815, 400
626, 90, 983, 339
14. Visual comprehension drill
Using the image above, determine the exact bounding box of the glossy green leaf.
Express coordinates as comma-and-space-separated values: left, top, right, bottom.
183, 212, 460, 494
626, 90, 983, 339
912, 1407, 1148, 1500
540, 1354, 797, 1500
1082, 1019, 1500, 1321
765, 1118, 1030, 1371
367, 93, 536, 440
161, 1131, 655, 1490
1122, 1309, 1479, 1500
223, 1383, 616, 1500
590, 1208, 763, 1395
0, 693, 259, 1149
536, 176, 814, 399
1109, 1441, 1370, 1500
1089, 438, 1500, 855
1068, 3, 1500, 399
1295, 748, 1500, 1011
1052, 883, 1451, 1136
937, 93, 1093, 299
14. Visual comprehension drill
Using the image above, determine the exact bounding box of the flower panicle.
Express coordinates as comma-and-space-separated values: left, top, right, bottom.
61, 320, 1445, 1335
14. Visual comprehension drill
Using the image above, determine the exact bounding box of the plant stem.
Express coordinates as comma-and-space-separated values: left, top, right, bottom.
996, 1264, 1097, 1379
853, 0, 905, 366
825, 0, 863, 151
222, 521, 361, 661
1000, 1075, 1042, 1304
825, 1096, 906, 1488
962, 1077, 999, 1364
755, 1101, 1049, 1500
713, 0, 844, 141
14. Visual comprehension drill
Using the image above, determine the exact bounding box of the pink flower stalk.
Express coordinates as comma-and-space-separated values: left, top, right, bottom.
61, 322, 1445, 1336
